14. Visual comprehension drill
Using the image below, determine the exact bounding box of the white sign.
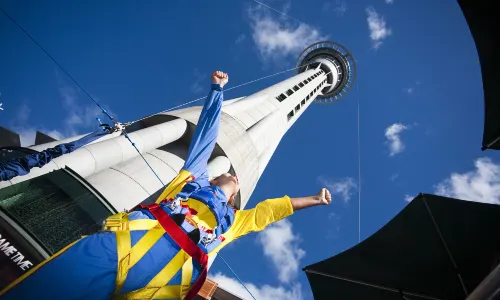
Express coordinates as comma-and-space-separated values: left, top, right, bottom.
0, 233, 33, 271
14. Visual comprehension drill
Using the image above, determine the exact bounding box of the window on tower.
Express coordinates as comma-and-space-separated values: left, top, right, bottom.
286, 89, 294, 96
310, 91, 314, 97
303, 80, 308, 85
276, 94, 287, 102
306, 95, 310, 101
293, 85, 299, 92
298, 83, 304, 88
301, 99, 305, 106
295, 104, 300, 113
287, 110, 294, 121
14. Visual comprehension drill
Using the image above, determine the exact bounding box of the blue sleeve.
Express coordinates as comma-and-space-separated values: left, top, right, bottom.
0, 130, 109, 181
183, 84, 224, 181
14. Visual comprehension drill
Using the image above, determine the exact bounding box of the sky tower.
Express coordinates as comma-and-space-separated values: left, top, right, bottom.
0, 41, 356, 291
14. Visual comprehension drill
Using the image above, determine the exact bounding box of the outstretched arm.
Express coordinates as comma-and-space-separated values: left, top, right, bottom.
183, 71, 229, 181
229, 188, 332, 240
290, 188, 332, 211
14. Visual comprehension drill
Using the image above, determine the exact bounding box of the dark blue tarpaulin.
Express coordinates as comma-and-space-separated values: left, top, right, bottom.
0, 129, 113, 181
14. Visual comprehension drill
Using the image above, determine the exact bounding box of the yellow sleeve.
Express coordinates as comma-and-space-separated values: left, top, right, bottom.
230, 196, 294, 240
155, 169, 193, 204
207, 196, 294, 256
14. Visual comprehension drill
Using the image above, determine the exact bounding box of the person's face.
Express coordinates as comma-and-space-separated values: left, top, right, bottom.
210, 173, 240, 205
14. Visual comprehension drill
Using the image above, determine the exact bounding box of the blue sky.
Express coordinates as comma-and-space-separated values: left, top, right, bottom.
1, 0, 500, 299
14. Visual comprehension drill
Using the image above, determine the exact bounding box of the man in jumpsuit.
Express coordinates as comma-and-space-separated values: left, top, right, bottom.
0, 71, 332, 299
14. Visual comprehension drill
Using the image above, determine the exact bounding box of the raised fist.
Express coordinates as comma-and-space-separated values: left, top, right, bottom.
212, 71, 229, 88
316, 188, 332, 205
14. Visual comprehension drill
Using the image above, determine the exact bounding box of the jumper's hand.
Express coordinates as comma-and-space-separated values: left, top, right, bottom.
212, 71, 229, 88
316, 188, 332, 205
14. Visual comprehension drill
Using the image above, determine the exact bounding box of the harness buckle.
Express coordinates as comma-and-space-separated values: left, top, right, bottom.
166, 196, 187, 211
201, 233, 216, 246
103, 212, 129, 231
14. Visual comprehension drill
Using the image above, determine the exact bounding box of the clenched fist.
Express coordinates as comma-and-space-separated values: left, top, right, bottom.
212, 71, 229, 88
316, 188, 332, 205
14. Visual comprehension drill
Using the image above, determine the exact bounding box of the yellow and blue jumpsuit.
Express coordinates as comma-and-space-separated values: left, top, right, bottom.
0, 83, 294, 299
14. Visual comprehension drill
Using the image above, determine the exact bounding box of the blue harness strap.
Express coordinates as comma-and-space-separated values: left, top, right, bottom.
175, 181, 203, 200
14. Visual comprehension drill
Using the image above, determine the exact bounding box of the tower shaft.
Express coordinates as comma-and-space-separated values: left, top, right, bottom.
0, 41, 355, 288
0, 67, 330, 210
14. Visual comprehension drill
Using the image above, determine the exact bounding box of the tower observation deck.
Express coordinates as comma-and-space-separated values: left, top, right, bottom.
0, 42, 355, 283
295, 41, 357, 103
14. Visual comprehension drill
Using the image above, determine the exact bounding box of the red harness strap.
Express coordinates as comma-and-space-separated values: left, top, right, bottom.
146, 203, 208, 300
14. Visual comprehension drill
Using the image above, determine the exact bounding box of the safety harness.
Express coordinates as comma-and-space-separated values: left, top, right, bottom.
103, 179, 234, 299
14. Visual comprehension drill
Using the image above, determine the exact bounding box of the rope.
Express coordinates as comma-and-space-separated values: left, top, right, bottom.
2, 3, 338, 298
250, 0, 304, 24
217, 252, 257, 300
124, 63, 314, 126
1, 5, 308, 298
0, 6, 114, 123
0, 5, 166, 187
123, 129, 165, 186
249, 0, 364, 244
356, 80, 361, 243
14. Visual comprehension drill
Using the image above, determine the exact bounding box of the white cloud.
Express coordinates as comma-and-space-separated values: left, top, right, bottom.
326, 212, 342, 239
235, 34, 247, 44
247, 3, 327, 62
404, 194, 414, 202
328, 211, 339, 220
404, 88, 414, 94
403, 81, 421, 94
16, 128, 64, 147
390, 173, 399, 181
385, 0, 394, 4
257, 219, 305, 284
434, 157, 500, 205
317, 176, 357, 202
190, 68, 205, 94
210, 273, 302, 300
9, 103, 65, 147
385, 123, 408, 156
58, 84, 113, 137
322, 1, 348, 16
8, 78, 114, 146
365, 7, 392, 49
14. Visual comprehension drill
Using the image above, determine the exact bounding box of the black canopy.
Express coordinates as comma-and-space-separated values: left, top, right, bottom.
456, 0, 500, 150
303, 194, 500, 300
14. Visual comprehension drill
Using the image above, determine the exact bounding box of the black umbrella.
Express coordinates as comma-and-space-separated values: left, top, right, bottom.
303, 194, 500, 300
456, 0, 500, 150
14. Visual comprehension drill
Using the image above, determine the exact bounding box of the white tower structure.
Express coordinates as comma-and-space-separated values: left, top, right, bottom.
0, 42, 356, 274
